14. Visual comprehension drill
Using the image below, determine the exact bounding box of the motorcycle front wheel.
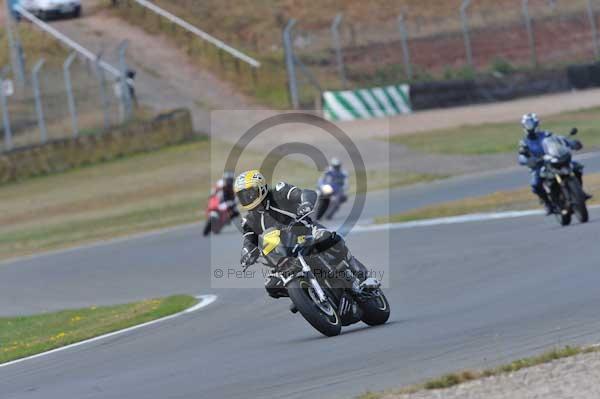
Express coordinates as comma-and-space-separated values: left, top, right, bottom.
287, 278, 342, 337
552, 187, 572, 227
202, 220, 212, 236
555, 211, 572, 227
210, 215, 222, 234
315, 198, 330, 220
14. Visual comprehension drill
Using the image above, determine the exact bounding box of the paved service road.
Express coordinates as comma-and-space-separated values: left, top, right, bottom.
1, 202, 600, 398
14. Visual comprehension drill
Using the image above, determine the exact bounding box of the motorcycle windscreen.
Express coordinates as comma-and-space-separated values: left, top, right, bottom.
542, 137, 571, 159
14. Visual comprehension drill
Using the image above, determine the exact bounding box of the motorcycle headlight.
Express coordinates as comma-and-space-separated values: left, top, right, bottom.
320, 184, 334, 196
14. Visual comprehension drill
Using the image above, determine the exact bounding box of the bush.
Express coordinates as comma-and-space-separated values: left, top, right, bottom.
490, 57, 516, 75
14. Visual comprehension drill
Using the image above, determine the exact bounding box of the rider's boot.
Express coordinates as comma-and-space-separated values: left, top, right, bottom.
347, 256, 381, 294
536, 190, 554, 215
542, 201, 553, 216
312, 228, 381, 294
265, 275, 288, 298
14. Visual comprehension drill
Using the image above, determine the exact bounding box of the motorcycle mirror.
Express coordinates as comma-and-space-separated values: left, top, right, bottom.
570, 127, 578, 136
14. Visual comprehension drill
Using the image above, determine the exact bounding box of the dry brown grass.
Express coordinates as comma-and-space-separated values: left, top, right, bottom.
0, 138, 435, 260
146, 0, 589, 48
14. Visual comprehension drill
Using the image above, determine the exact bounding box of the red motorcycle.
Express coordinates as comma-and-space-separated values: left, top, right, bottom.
203, 195, 232, 236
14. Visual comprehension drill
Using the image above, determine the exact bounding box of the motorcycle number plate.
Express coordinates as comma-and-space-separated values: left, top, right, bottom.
262, 229, 281, 255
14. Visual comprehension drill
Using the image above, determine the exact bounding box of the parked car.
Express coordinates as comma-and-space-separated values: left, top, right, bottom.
18, 0, 82, 20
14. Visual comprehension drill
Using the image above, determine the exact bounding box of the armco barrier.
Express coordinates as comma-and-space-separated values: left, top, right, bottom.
322, 69, 571, 116
0, 108, 194, 184
411, 70, 569, 110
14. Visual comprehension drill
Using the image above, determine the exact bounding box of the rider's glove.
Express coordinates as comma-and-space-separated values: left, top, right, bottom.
571, 140, 583, 151
296, 201, 313, 218
518, 146, 530, 156
241, 247, 259, 268
218, 203, 228, 211
527, 157, 540, 168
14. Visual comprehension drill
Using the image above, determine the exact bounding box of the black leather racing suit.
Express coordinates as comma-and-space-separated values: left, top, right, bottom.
240, 181, 369, 298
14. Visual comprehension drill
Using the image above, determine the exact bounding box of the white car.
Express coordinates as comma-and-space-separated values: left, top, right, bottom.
18, 0, 82, 20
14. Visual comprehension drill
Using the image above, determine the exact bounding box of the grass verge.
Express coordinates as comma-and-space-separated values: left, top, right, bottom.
0, 23, 67, 67
0, 295, 197, 365
0, 138, 442, 260
358, 345, 599, 399
390, 107, 600, 155
377, 172, 600, 224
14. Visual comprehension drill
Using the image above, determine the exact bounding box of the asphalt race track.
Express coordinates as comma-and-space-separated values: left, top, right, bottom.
2, 162, 600, 398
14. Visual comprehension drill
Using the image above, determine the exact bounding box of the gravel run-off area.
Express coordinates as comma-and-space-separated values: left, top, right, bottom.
383, 350, 600, 399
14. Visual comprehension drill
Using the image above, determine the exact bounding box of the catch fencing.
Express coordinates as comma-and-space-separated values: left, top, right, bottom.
1, 11, 138, 153
282, 0, 600, 109
0, 54, 125, 153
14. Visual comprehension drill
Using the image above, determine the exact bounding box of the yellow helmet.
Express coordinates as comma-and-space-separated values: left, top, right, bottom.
234, 170, 268, 210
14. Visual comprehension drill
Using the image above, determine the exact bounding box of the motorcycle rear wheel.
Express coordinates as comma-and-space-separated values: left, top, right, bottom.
360, 291, 390, 326
287, 279, 341, 337
567, 178, 589, 223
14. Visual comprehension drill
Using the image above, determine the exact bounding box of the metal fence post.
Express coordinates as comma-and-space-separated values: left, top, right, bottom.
587, 0, 599, 58
397, 14, 413, 80
63, 52, 79, 138
117, 41, 133, 122
283, 19, 299, 109
94, 52, 111, 130
3, 0, 26, 87
32, 59, 47, 144
460, 0, 474, 69
523, 0, 538, 68
331, 13, 347, 88
0, 67, 13, 151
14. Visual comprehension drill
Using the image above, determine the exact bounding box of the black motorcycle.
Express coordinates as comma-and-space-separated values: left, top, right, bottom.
540, 129, 589, 226
251, 215, 390, 337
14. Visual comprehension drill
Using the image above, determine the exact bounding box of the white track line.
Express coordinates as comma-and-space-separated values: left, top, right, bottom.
0, 294, 217, 369
351, 205, 600, 234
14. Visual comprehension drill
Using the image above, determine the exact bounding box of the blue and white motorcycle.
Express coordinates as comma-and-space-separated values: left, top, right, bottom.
315, 179, 347, 220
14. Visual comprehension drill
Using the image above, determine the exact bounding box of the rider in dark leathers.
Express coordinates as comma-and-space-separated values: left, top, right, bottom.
234, 170, 372, 299
518, 113, 590, 214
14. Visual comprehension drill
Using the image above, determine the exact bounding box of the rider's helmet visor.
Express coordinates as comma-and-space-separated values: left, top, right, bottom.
522, 117, 538, 131
236, 187, 261, 207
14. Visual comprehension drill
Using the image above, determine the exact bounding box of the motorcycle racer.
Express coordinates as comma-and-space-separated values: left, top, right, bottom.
203, 171, 239, 236
234, 170, 375, 300
318, 158, 348, 203
518, 113, 590, 214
